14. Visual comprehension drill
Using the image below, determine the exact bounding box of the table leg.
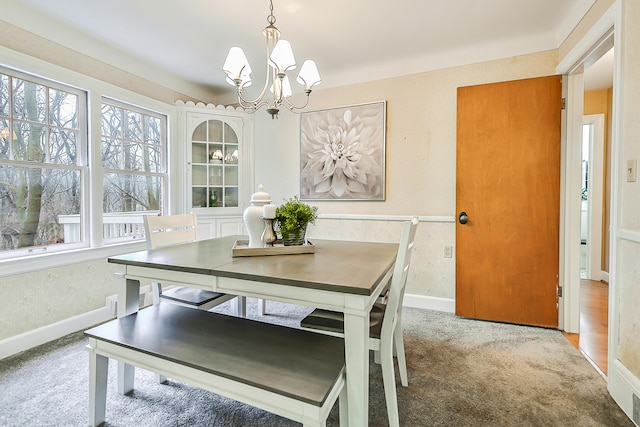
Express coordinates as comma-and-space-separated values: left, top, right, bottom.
232, 295, 246, 317
117, 278, 139, 394
344, 311, 370, 427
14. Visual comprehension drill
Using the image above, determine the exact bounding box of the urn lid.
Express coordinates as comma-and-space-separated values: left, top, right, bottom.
250, 184, 271, 204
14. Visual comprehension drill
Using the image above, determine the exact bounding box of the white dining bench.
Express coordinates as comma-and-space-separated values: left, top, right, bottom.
85, 304, 347, 427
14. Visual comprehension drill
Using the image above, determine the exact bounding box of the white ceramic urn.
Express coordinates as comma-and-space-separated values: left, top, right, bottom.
243, 185, 271, 248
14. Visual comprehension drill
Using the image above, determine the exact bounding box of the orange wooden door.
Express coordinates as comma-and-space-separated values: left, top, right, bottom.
456, 75, 562, 328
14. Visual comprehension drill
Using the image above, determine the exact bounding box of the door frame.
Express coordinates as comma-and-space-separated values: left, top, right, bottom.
582, 113, 605, 281
556, 4, 616, 335
557, 0, 622, 388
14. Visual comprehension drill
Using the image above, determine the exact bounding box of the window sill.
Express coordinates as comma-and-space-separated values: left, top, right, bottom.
0, 240, 149, 278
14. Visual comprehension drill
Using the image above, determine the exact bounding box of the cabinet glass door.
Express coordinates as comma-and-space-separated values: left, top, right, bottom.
191, 120, 239, 208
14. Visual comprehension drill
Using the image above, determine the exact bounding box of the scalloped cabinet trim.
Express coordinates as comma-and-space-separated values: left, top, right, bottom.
175, 100, 244, 112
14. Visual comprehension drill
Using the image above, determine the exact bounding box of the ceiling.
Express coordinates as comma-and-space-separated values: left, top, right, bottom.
5, 0, 609, 101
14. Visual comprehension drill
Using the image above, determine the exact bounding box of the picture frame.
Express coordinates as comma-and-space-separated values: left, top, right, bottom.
299, 101, 386, 201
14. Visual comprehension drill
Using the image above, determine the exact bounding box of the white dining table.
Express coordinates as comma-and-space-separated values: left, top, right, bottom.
108, 235, 398, 427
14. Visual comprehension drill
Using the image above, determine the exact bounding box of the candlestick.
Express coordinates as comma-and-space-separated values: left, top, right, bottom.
261, 218, 276, 247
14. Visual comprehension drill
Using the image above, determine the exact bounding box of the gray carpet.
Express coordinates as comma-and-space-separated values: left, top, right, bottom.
0, 299, 633, 427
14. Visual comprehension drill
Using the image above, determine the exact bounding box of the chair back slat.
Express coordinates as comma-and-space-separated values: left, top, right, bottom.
381, 217, 419, 340
143, 213, 198, 249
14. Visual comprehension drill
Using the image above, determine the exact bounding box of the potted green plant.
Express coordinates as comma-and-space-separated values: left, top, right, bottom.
275, 196, 319, 246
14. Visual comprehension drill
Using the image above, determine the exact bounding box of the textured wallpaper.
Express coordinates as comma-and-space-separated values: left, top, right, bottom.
309, 219, 455, 299
0, 259, 121, 340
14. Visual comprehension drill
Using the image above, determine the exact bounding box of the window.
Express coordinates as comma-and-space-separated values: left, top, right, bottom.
0, 65, 169, 261
0, 67, 87, 257
101, 99, 167, 242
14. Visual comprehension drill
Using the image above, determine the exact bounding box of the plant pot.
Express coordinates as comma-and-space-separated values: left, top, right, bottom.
282, 225, 307, 246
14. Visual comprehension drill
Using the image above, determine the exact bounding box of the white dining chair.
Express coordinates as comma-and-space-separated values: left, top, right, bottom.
300, 216, 418, 427
144, 213, 241, 384
143, 213, 238, 312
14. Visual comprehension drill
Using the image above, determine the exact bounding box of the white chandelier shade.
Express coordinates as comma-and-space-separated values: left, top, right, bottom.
268, 40, 296, 73
222, 0, 321, 118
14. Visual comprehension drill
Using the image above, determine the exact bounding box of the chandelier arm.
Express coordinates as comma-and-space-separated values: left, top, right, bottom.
235, 85, 271, 110
280, 90, 312, 111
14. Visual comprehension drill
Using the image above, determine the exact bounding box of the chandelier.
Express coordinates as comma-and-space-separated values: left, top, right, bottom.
222, 0, 321, 119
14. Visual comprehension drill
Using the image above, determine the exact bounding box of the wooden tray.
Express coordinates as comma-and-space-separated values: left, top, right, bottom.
232, 239, 315, 257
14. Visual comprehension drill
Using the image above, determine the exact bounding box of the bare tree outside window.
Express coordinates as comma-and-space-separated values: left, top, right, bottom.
101, 100, 166, 240
0, 70, 84, 254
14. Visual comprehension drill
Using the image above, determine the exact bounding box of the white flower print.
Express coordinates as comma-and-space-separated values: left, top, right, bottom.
300, 103, 385, 199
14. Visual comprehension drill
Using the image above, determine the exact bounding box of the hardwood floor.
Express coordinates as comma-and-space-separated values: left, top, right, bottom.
563, 279, 608, 377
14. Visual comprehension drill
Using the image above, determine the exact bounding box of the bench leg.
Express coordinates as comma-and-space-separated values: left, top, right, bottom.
87, 344, 108, 427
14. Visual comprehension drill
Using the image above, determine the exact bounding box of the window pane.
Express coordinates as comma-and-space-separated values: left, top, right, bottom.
49, 88, 78, 129
14, 121, 46, 162
0, 165, 81, 252
102, 137, 121, 169
0, 74, 9, 118
101, 100, 166, 241
145, 143, 161, 172
121, 142, 161, 172
101, 103, 122, 138
49, 128, 77, 165
13, 79, 47, 123
103, 172, 162, 213
125, 110, 142, 142
0, 118, 12, 160
145, 116, 161, 145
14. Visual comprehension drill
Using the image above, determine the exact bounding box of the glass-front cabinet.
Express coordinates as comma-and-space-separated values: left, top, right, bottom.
178, 102, 253, 238
191, 119, 239, 208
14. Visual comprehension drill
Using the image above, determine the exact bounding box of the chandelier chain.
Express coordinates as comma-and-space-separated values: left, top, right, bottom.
267, 0, 276, 26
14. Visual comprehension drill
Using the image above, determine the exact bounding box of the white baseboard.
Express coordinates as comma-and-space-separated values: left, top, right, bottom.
0, 305, 114, 360
2, 290, 439, 361
609, 359, 640, 424
0, 287, 152, 360
404, 293, 455, 313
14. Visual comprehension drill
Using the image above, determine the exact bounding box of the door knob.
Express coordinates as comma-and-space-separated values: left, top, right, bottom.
459, 212, 468, 224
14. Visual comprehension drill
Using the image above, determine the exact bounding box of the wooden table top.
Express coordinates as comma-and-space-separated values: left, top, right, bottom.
108, 235, 398, 296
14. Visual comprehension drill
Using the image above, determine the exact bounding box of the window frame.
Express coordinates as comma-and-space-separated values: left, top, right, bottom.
0, 47, 177, 277
0, 65, 89, 259
100, 97, 168, 245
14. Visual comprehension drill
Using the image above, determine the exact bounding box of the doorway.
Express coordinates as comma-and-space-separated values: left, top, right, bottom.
577, 47, 613, 376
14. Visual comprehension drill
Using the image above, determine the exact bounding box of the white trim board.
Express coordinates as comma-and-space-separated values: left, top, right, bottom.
1, 295, 454, 360
609, 360, 640, 423
318, 214, 455, 223
0, 306, 113, 360
403, 294, 455, 313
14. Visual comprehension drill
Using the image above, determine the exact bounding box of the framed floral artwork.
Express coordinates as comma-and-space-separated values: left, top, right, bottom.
299, 101, 386, 200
